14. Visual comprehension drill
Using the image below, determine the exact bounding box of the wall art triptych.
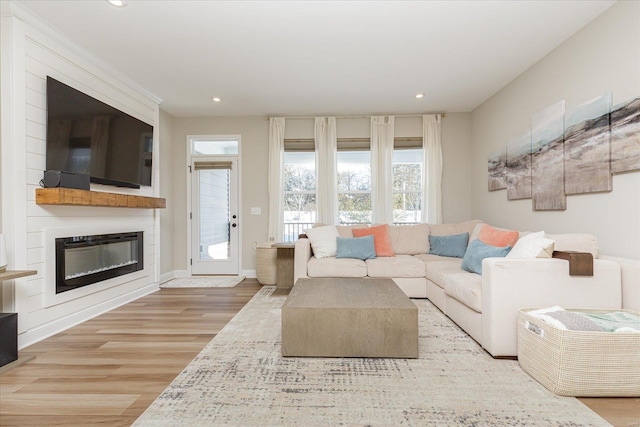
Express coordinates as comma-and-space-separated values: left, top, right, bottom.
488, 94, 640, 211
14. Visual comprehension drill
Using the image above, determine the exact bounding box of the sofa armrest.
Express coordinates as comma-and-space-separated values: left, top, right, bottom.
601, 255, 640, 311
294, 238, 312, 284
481, 258, 621, 357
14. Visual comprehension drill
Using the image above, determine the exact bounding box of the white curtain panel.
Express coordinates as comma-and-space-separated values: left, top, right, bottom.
422, 114, 443, 224
371, 116, 395, 224
268, 117, 285, 241
315, 117, 337, 225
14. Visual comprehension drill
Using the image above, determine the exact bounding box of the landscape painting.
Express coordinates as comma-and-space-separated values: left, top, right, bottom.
610, 97, 640, 173
506, 130, 532, 200
531, 100, 566, 211
488, 148, 507, 191
563, 93, 612, 195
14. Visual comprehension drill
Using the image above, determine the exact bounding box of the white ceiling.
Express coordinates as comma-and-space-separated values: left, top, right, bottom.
16, 0, 615, 117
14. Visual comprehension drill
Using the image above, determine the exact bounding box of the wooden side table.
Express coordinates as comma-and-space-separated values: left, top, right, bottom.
271, 242, 295, 294
0, 269, 37, 372
552, 251, 593, 276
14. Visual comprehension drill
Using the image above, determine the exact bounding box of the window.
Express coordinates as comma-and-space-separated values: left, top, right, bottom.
337, 150, 372, 224
280, 134, 422, 239
392, 147, 423, 224
283, 151, 316, 241
192, 137, 239, 155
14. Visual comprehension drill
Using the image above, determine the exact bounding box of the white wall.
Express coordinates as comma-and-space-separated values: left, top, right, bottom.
1, 3, 162, 348
159, 109, 175, 280
169, 114, 473, 274
470, 0, 640, 259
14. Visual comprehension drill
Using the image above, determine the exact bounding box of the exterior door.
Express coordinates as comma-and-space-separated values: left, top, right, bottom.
190, 157, 239, 274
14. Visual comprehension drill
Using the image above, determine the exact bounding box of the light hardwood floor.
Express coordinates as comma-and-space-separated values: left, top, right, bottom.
0, 279, 637, 426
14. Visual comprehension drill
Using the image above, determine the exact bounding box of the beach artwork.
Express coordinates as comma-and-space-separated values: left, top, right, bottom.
488, 147, 507, 191
610, 97, 640, 173
563, 93, 612, 195
531, 100, 566, 211
506, 130, 532, 200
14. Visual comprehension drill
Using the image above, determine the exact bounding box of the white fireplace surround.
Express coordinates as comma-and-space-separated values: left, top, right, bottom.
44, 225, 149, 307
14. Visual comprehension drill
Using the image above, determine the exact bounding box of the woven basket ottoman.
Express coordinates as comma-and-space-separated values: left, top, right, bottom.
255, 244, 277, 285
517, 308, 640, 397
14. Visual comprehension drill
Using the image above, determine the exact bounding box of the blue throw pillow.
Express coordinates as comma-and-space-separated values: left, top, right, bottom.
429, 232, 469, 258
461, 239, 512, 275
336, 235, 376, 260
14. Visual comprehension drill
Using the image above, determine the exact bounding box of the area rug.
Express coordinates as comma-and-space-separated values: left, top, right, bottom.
133, 286, 610, 427
159, 276, 245, 288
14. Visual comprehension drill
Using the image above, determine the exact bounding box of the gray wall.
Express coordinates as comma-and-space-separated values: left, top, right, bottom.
470, 0, 640, 258
170, 116, 270, 272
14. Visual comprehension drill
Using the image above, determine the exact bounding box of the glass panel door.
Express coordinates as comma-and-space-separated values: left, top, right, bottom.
191, 157, 239, 274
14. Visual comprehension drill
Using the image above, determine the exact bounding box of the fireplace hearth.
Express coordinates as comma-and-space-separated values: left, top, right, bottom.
56, 231, 143, 294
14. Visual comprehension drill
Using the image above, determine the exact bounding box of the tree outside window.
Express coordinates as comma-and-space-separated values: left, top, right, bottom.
337, 151, 372, 224
283, 152, 316, 241
393, 148, 423, 224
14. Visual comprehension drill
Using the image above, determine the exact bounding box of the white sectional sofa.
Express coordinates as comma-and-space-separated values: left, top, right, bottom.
293, 220, 623, 357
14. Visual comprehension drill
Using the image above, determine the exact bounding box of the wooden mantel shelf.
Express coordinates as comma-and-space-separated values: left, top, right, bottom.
36, 188, 166, 209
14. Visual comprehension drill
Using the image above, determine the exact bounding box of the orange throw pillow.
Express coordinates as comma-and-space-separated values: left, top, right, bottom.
478, 224, 519, 248
352, 224, 395, 257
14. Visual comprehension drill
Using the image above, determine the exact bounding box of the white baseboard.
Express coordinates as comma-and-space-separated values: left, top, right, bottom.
243, 269, 256, 278
159, 271, 174, 284
159, 270, 189, 283
18, 283, 159, 350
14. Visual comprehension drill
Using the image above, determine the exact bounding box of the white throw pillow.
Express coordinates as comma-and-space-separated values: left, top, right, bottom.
506, 231, 555, 259
304, 225, 340, 258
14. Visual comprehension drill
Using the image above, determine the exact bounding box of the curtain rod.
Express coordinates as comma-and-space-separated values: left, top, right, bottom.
265, 113, 446, 120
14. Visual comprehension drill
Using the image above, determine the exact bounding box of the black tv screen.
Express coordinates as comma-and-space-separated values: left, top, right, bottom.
46, 76, 153, 188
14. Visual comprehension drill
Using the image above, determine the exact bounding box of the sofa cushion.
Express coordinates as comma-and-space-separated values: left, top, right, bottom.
546, 233, 599, 258
414, 253, 456, 263
429, 220, 483, 237
336, 235, 376, 260
352, 224, 394, 257
307, 256, 367, 277
336, 224, 368, 238
444, 272, 483, 313
424, 259, 464, 289
366, 255, 425, 278
429, 233, 469, 258
388, 223, 430, 255
304, 225, 340, 258
461, 239, 512, 275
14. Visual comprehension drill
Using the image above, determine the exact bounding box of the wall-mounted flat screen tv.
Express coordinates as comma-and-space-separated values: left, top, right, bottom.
46, 76, 153, 189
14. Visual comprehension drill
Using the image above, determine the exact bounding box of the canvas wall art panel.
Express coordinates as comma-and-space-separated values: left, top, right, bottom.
610, 97, 640, 173
531, 100, 566, 211
506, 130, 532, 200
563, 93, 612, 195
488, 148, 507, 191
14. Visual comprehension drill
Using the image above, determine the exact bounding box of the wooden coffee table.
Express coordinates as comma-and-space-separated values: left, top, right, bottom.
281, 277, 418, 358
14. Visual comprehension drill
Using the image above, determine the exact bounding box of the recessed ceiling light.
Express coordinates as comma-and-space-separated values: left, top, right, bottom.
211, 97, 221, 102
415, 93, 424, 99
107, 0, 127, 7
